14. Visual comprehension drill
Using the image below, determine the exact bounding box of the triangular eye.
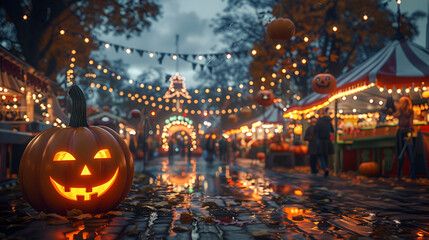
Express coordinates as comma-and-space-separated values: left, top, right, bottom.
94, 149, 111, 159
53, 151, 76, 161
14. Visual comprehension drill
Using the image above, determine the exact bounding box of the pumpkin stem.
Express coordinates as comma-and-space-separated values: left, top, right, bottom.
68, 85, 89, 128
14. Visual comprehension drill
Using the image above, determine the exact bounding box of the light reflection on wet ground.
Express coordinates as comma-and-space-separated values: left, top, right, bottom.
1, 155, 429, 239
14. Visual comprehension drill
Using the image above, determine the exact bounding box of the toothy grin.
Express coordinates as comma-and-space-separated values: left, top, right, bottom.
49, 168, 119, 201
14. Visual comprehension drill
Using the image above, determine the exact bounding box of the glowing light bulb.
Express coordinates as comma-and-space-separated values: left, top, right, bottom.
276, 44, 281, 50
332, 26, 338, 32
304, 36, 309, 42
60, 29, 65, 35
251, 49, 257, 55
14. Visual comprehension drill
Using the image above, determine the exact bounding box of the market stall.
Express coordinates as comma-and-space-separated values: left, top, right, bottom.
284, 40, 429, 177
0, 46, 66, 180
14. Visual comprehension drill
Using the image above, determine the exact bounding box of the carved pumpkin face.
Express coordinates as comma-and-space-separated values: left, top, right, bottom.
19, 86, 133, 214
312, 73, 336, 94
255, 90, 275, 106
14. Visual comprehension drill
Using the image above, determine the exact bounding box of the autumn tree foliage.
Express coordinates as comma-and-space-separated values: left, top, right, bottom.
0, 0, 160, 79
212, 0, 424, 99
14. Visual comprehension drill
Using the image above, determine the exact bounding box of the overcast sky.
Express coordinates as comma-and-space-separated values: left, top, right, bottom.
97, 0, 429, 88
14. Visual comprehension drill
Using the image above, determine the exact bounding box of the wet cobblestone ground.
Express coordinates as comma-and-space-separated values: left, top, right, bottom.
1, 156, 429, 239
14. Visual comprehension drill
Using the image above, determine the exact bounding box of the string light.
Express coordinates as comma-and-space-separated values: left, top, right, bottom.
23, 15, 28, 20
251, 50, 257, 55
126, 48, 131, 54
363, 14, 368, 20
59, 30, 65, 35
172, 54, 178, 60
303, 36, 309, 42
226, 53, 232, 59
149, 52, 154, 58
275, 44, 281, 50
332, 26, 338, 32
198, 55, 203, 61
84, 37, 90, 43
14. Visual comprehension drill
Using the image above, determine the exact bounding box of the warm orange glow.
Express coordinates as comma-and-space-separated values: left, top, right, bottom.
94, 149, 111, 159
53, 151, 76, 161
50, 167, 119, 201
211, 134, 216, 140
80, 165, 92, 176
181, 131, 186, 135
294, 189, 303, 196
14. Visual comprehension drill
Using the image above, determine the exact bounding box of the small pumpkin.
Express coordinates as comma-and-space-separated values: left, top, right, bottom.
257, 152, 266, 161
312, 73, 336, 94
228, 114, 238, 123
291, 145, 308, 155
359, 162, 380, 177
255, 90, 275, 106
19, 85, 133, 214
267, 18, 295, 41
269, 142, 290, 152
240, 107, 252, 117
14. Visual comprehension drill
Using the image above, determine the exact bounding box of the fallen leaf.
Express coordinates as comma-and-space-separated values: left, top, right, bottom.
127, 224, 138, 235
180, 213, 194, 224
67, 209, 84, 217
172, 226, 190, 232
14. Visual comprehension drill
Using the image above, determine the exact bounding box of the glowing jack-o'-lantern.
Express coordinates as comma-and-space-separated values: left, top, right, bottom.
19, 85, 133, 214
255, 90, 275, 106
312, 73, 336, 94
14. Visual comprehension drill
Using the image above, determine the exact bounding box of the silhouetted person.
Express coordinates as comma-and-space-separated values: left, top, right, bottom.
314, 108, 334, 177
304, 116, 318, 175
394, 96, 415, 180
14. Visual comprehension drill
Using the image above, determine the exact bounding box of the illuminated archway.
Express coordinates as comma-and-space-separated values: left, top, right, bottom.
161, 116, 197, 151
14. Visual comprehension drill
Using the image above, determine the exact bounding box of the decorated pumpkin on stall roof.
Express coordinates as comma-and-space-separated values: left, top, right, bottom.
266, 18, 295, 41
19, 85, 134, 214
312, 73, 336, 94
255, 90, 275, 106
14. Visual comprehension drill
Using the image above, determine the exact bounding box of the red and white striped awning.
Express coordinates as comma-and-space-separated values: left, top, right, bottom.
285, 40, 429, 115
335, 40, 429, 94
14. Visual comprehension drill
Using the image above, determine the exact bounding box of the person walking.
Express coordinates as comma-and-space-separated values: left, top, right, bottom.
314, 108, 334, 177
394, 96, 415, 180
304, 116, 318, 175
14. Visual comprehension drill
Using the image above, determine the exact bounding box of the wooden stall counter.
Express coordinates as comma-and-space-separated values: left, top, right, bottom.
338, 124, 429, 178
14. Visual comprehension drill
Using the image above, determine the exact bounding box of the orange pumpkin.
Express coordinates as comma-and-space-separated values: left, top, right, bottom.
359, 162, 380, 177
269, 142, 290, 152
266, 18, 295, 41
291, 145, 308, 155
257, 152, 266, 161
240, 107, 252, 117
19, 85, 133, 214
312, 73, 336, 94
255, 90, 275, 106
228, 114, 238, 123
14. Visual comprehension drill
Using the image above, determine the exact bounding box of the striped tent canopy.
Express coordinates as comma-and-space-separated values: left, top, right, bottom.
286, 40, 429, 115
334, 40, 429, 94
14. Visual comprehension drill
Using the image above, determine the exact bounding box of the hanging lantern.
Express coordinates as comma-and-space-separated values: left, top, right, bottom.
240, 107, 252, 117
130, 109, 141, 118
312, 73, 337, 94
266, 18, 295, 41
255, 90, 275, 106
19, 85, 134, 214
293, 125, 302, 135
228, 114, 238, 123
